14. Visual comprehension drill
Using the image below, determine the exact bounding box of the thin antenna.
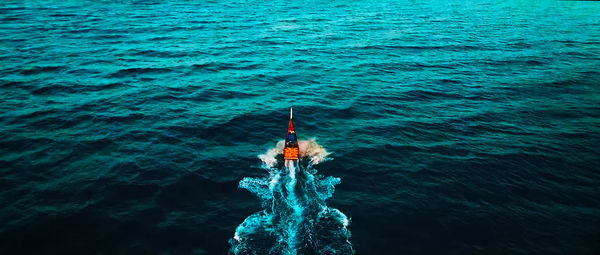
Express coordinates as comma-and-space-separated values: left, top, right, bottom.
290, 107, 293, 119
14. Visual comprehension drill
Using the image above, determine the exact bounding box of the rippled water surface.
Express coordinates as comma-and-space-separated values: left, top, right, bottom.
1, 0, 600, 254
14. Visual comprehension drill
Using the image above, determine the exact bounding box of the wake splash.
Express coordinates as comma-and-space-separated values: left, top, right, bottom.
230, 139, 353, 255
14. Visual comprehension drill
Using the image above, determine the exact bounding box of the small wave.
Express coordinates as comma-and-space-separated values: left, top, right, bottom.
1, 16, 21, 21
109, 67, 172, 78
148, 36, 182, 41
403, 89, 464, 100
164, 25, 206, 32
131, 49, 191, 58
79, 59, 114, 66
66, 68, 102, 75
485, 58, 547, 67
19, 109, 56, 119
31, 82, 127, 95
65, 28, 95, 34
201, 89, 258, 100
49, 13, 78, 17
0, 80, 29, 89
0, 137, 55, 154
0, 7, 26, 11
352, 44, 484, 51
20, 65, 66, 75
92, 34, 125, 40
437, 78, 463, 84
412, 62, 456, 69
508, 41, 533, 49
82, 82, 127, 92
31, 83, 77, 95
190, 62, 262, 72
95, 113, 146, 124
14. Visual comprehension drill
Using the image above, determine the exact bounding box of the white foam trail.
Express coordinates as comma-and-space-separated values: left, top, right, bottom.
286, 160, 296, 181
284, 160, 301, 255
232, 140, 353, 255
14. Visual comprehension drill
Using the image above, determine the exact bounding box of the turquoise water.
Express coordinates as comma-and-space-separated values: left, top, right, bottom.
1, 0, 600, 254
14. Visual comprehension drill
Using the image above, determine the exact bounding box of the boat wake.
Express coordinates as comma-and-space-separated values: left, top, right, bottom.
230, 139, 354, 255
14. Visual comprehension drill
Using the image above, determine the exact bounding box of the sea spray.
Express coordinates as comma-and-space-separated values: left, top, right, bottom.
231, 140, 353, 255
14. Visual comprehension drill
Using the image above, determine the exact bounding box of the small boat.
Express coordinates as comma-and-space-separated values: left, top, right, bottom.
284, 107, 299, 160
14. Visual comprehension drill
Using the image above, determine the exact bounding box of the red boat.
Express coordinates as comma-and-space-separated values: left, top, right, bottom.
283, 107, 299, 160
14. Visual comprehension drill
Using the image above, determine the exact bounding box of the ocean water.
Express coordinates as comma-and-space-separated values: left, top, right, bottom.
1, 0, 600, 254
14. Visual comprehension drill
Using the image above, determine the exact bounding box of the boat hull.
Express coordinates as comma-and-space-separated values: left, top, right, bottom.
283, 108, 299, 160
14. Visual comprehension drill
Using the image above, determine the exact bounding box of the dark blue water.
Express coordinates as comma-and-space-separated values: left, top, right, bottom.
1, 0, 600, 254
